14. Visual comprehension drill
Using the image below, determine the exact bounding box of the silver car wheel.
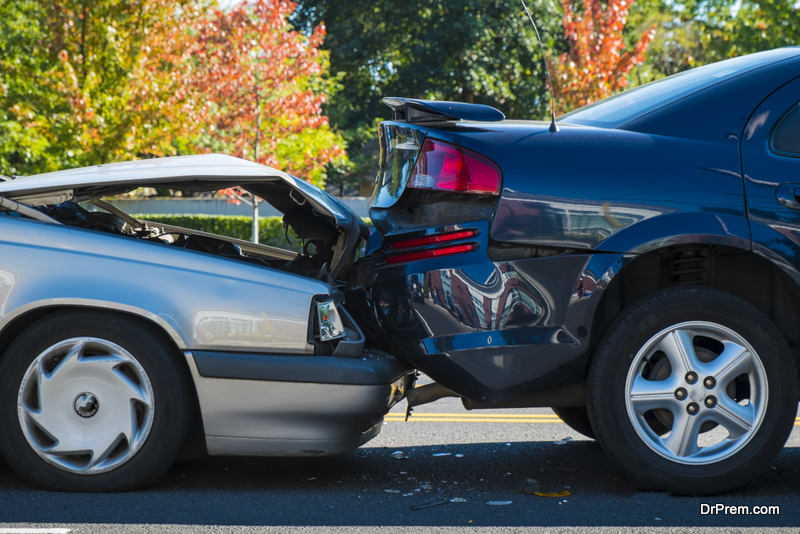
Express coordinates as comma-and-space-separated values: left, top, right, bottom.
17, 337, 155, 475
624, 321, 768, 466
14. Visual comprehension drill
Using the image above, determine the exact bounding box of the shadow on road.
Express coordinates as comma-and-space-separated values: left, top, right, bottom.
0, 440, 798, 528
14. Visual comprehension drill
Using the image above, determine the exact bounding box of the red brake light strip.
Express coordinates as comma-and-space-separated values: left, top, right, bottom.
385, 244, 476, 264
391, 230, 476, 250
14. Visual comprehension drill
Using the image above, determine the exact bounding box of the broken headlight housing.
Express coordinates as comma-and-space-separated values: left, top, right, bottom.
315, 299, 346, 342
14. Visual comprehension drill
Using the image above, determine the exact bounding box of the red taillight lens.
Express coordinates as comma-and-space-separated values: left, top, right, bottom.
385, 244, 476, 264
391, 230, 477, 250
408, 139, 501, 195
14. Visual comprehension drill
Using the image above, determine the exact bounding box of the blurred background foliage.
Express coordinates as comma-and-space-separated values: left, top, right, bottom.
1, 0, 797, 191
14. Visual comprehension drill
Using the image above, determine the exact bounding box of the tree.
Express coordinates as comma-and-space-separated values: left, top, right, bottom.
625, 0, 799, 86
132, 0, 347, 241
162, 0, 346, 188
0, 0, 191, 176
552, 0, 656, 110
681, 0, 799, 61
294, 0, 564, 130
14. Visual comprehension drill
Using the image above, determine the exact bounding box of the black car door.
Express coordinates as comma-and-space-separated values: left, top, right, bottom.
742, 77, 800, 284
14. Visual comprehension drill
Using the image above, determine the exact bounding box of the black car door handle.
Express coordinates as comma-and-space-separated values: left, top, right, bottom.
775, 183, 800, 210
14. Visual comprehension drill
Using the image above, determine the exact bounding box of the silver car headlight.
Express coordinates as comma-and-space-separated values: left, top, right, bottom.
316, 299, 346, 342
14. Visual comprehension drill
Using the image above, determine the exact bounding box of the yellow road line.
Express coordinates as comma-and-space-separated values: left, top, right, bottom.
385, 418, 565, 423
384, 415, 800, 425
385, 413, 563, 424
386, 412, 558, 419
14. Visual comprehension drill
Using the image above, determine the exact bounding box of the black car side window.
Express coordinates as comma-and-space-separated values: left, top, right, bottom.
771, 102, 800, 157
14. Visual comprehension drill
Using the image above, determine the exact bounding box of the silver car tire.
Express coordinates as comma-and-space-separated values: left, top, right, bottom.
587, 287, 798, 495
0, 310, 193, 492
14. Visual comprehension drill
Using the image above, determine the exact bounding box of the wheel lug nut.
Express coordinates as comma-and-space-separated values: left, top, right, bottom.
685, 372, 698, 384
705, 396, 717, 408
704, 376, 716, 389
675, 387, 687, 400
687, 402, 699, 415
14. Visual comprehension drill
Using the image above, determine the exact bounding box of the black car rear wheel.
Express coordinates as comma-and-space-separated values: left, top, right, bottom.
0, 310, 192, 491
587, 287, 798, 495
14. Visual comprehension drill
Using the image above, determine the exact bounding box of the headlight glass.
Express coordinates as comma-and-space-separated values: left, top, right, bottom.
316, 300, 346, 342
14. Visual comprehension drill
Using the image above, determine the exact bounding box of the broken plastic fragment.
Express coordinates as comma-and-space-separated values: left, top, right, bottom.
487, 501, 513, 506
534, 491, 571, 497
455, 453, 465, 458
411, 498, 450, 510
391, 450, 407, 459
450, 497, 467, 503
554, 437, 573, 445
384, 489, 400, 494
432, 452, 452, 457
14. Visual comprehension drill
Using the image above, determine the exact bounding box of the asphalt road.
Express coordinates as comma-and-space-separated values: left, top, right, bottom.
0, 394, 798, 534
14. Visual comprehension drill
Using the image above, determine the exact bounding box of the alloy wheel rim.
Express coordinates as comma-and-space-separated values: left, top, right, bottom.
624, 321, 768, 466
17, 337, 155, 474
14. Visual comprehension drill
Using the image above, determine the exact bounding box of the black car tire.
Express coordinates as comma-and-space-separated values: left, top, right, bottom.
552, 407, 595, 440
0, 310, 192, 492
587, 287, 798, 495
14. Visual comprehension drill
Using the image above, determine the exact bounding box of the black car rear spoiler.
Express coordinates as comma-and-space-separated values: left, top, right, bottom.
382, 97, 505, 123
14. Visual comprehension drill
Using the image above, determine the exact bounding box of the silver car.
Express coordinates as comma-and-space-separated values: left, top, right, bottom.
0, 154, 413, 491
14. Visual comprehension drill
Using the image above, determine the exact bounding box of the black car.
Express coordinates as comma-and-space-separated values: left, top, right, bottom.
349, 47, 800, 495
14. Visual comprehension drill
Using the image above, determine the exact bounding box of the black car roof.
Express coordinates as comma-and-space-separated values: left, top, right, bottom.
560, 47, 800, 130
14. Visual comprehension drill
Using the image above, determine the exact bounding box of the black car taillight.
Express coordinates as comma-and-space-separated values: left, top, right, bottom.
385, 229, 480, 264
391, 229, 477, 250
408, 139, 501, 195
385, 244, 477, 264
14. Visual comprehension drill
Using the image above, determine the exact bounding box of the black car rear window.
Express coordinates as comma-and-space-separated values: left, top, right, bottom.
772, 103, 800, 157
559, 50, 798, 129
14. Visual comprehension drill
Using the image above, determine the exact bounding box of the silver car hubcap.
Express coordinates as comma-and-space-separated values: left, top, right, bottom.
17, 337, 155, 474
624, 321, 767, 465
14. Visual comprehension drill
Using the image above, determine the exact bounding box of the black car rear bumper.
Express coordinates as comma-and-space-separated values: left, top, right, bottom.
350, 230, 629, 403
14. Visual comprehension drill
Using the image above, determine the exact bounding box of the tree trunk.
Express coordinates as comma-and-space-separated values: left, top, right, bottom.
252, 198, 259, 244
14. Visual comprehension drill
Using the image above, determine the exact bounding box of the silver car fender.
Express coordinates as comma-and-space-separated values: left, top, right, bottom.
0, 217, 332, 354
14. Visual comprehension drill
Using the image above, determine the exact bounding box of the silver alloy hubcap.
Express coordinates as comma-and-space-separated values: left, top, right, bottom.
624, 321, 768, 465
17, 337, 155, 474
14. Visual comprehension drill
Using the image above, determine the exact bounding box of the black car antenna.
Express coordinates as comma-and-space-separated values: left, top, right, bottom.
520, 0, 559, 133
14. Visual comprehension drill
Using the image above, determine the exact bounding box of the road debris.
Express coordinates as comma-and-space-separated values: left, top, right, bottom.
384, 489, 400, 494
411, 498, 451, 510
455, 453, 465, 458
554, 437, 573, 445
517, 478, 541, 495
391, 450, 407, 459
450, 497, 467, 503
432, 452, 452, 457
487, 501, 513, 506
534, 491, 571, 497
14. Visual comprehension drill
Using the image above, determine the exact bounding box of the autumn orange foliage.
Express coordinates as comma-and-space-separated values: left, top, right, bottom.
132, 0, 344, 187
552, 0, 656, 111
